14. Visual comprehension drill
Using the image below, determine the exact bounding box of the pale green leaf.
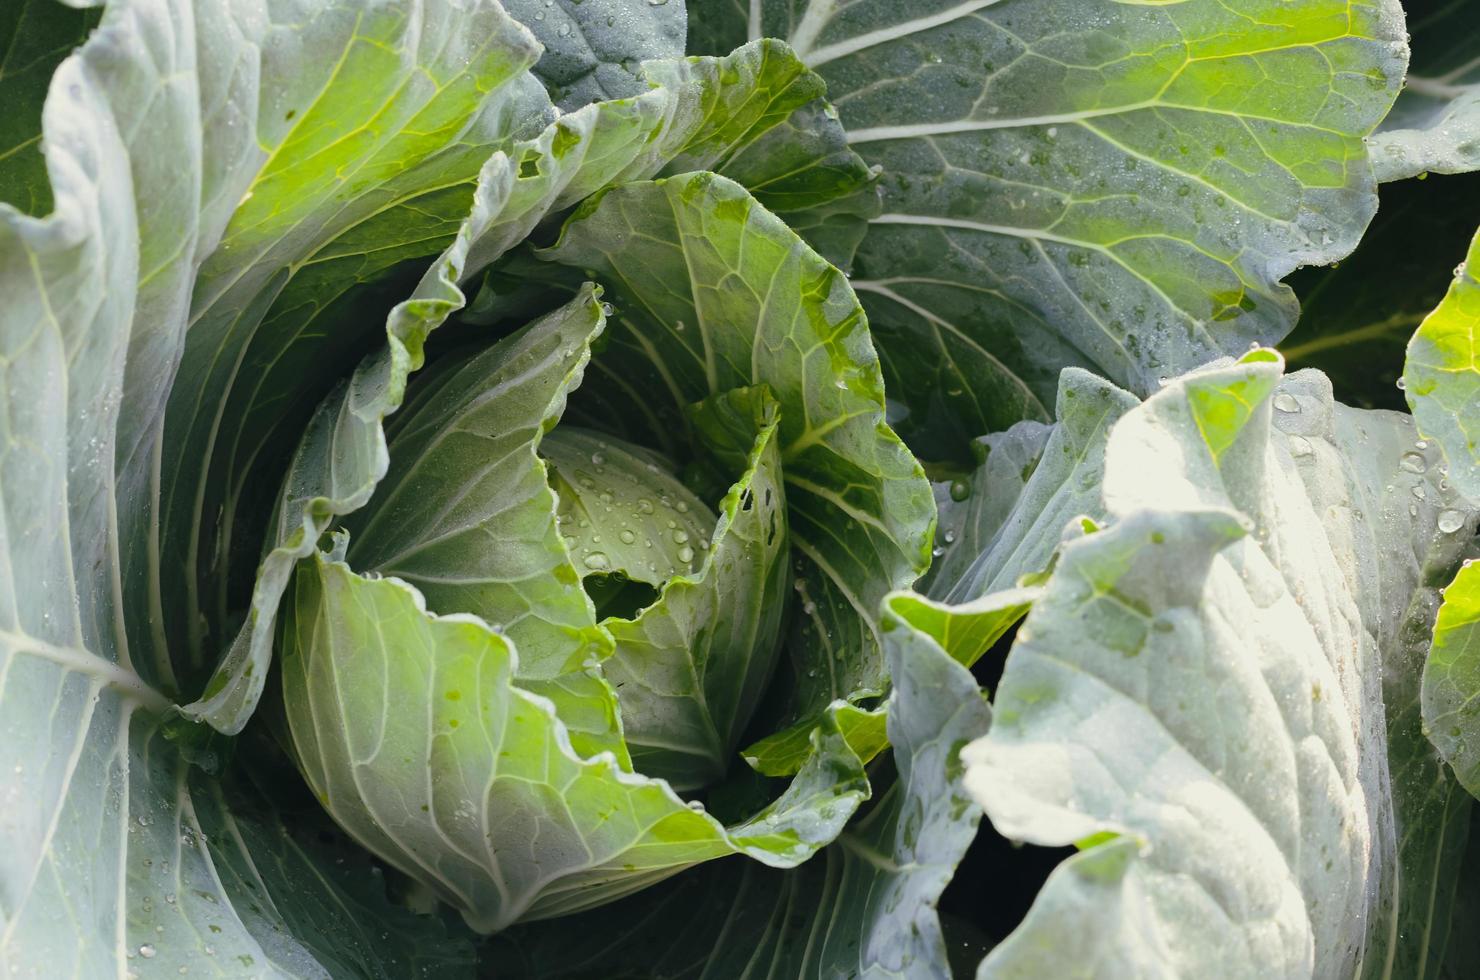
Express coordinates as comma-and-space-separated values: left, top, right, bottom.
1420, 562, 1480, 801
151, 0, 549, 706
920, 418, 1051, 600
343, 290, 613, 681
940, 368, 1137, 603
966, 355, 1474, 978
280, 552, 869, 932
1403, 227, 1480, 502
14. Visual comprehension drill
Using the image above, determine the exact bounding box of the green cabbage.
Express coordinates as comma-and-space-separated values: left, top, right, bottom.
9, 0, 1480, 976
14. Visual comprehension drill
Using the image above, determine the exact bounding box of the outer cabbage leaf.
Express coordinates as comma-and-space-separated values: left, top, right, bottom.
149, 753, 480, 978
964, 355, 1474, 978
486, 583, 992, 979
0, 1, 536, 972
148, 0, 550, 706
713, 96, 882, 271
694, 0, 1407, 457
1403, 227, 1480, 502
1369, 1, 1480, 183
502, 0, 687, 108
540, 170, 935, 732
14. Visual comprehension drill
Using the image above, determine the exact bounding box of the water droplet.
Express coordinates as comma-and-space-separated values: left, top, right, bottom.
138, 946, 156, 960
675, 500, 689, 514
1289, 436, 1314, 458
1396, 377, 1408, 391
672, 529, 690, 544
583, 552, 610, 570
618, 529, 636, 544
677, 546, 694, 563
942, 530, 957, 544
1272, 392, 1300, 413
637, 498, 654, 515
1400, 452, 1428, 474
591, 451, 606, 466
1438, 509, 1466, 534
948, 480, 971, 502
1412, 485, 1427, 500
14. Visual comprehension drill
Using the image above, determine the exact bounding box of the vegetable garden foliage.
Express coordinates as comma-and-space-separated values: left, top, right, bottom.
5, 0, 1480, 977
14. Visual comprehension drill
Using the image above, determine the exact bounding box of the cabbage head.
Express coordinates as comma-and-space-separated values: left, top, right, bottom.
275, 173, 936, 929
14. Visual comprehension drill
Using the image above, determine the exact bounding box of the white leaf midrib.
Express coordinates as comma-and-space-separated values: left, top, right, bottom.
1, 629, 171, 712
